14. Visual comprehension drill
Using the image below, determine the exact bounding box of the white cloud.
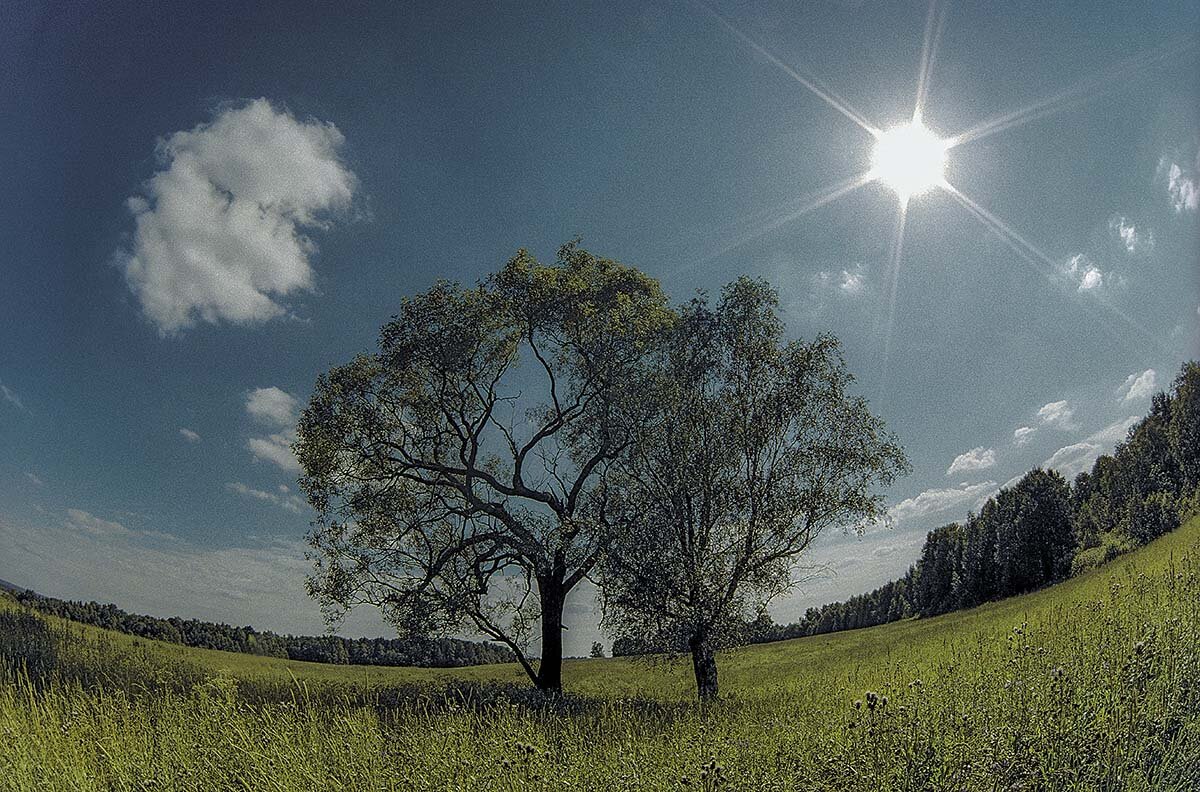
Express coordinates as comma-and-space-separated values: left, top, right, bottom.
245, 386, 299, 427
813, 264, 869, 299
0, 514, 388, 637
1037, 399, 1076, 431
1041, 415, 1139, 478
889, 481, 998, 527
120, 99, 357, 334
226, 482, 306, 514
1013, 426, 1036, 446
1159, 155, 1198, 213
247, 433, 300, 472
946, 446, 996, 476
25, 472, 44, 486
1062, 254, 1105, 292
245, 386, 301, 471
1, 382, 24, 410
838, 267, 865, 295
179, 427, 201, 443
1109, 216, 1152, 254
1117, 369, 1157, 404
65, 508, 131, 537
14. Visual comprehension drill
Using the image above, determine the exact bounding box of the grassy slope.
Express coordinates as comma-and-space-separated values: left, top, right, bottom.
7, 514, 1199, 698
3, 516, 1197, 790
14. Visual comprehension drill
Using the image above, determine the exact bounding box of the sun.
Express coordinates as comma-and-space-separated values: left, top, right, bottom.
871, 120, 948, 200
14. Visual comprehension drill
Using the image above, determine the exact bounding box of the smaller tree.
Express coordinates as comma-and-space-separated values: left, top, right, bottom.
589, 641, 605, 659
598, 278, 908, 699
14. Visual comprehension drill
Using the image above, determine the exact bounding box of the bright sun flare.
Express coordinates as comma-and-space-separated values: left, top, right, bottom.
871, 120, 947, 200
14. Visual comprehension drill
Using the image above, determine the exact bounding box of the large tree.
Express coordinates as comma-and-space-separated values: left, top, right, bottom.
295, 242, 671, 690
597, 278, 908, 699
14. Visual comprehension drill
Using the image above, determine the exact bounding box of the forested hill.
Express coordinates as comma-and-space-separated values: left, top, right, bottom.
9, 588, 515, 668
749, 359, 1200, 646
0, 579, 21, 593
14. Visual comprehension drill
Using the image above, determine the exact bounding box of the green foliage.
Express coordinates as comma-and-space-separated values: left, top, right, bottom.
2, 516, 1198, 790
296, 241, 673, 689
599, 279, 907, 697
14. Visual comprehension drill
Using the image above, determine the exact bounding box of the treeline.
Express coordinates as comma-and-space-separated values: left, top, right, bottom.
616, 361, 1199, 654
10, 590, 514, 668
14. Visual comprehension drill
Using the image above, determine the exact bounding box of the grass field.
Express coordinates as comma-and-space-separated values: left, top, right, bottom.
3, 515, 1199, 790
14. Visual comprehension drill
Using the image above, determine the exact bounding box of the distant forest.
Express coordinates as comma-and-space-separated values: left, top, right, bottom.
9, 590, 515, 668
617, 361, 1199, 656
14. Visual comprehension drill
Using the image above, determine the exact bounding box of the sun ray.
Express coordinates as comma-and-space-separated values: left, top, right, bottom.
940, 181, 1165, 351
691, 171, 877, 268
879, 197, 910, 387
912, 0, 947, 122
696, 1, 882, 138
945, 36, 1197, 150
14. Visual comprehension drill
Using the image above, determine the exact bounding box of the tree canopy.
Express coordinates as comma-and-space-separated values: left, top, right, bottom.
598, 278, 908, 698
296, 242, 672, 689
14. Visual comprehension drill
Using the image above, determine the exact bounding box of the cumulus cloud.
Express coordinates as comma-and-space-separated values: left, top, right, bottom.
1, 382, 24, 410
1109, 216, 1152, 254
245, 386, 300, 426
1159, 154, 1198, 213
226, 482, 306, 514
179, 427, 201, 443
889, 481, 998, 526
1117, 369, 1157, 404
65, 508, 131, 537
1041, 415, 1139, 478
1062, 254, 1106, 292
1037, 400, 1077, 431
120, 99, 357, 334
1013, 426, 1036, 446
946, 446, 996, 476
245, 386, 301, 472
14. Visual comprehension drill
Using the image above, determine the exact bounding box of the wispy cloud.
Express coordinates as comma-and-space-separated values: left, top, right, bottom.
1013, 426, 1036, 446
65, 508, 131, 537
1109, 215, 1152, 254
119, 99, 357, 334
0, 514, 385, 637
1, 382, 24, 411
1158, 153, 1198, 213
1037, 399, 1077, 431
1041, 415, 1139, 478
1117, 369, 1157, 404
226, 482, 306, 514
946, 446, 996, 476
813, 263, 870, 299
25, 472, 44, 486
179, 427, 201, 443
245, 386, 301, 472
889, 481, 998, 527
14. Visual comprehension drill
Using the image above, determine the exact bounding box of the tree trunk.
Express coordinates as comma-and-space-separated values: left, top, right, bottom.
689, 630, 718, 700
535, 578, 565, 692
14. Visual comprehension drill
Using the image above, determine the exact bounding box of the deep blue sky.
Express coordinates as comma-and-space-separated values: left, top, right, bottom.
1, 0, 1196, 651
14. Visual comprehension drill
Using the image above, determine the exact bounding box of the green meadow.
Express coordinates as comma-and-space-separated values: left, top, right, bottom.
3, 514, 1200, 791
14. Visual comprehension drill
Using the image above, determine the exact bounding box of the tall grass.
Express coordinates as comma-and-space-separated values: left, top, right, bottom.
2, 519, 1199, 790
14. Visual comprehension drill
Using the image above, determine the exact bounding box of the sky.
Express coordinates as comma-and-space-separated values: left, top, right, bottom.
0, 0, 1197, 655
